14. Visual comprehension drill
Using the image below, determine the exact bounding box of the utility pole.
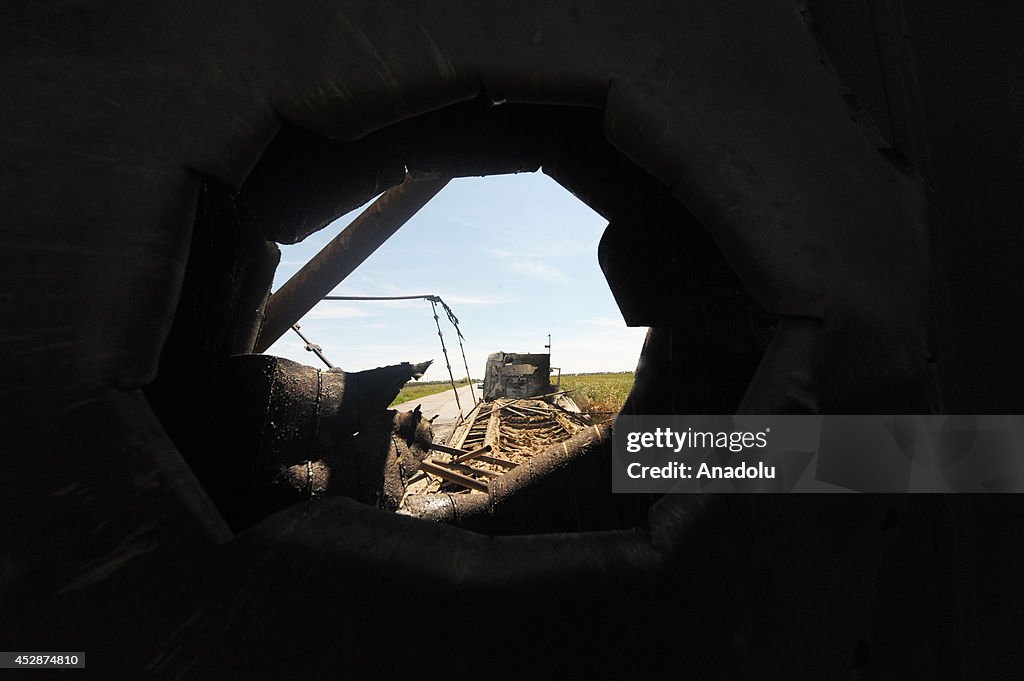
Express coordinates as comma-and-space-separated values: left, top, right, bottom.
545, 334, 559, 387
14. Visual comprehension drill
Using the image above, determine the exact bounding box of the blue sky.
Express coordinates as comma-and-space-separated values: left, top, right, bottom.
264, 171, 648, 381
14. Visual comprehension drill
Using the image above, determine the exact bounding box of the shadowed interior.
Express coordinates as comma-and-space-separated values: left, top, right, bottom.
145, 99, 776, 535
4, 2, 1023, 677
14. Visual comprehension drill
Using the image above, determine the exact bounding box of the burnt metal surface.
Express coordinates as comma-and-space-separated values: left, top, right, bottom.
481, 351, 554, 400
401, 423, 606, 522
210, 355, 433, 529
402, 394, 589, 506
255, 176, 449, 352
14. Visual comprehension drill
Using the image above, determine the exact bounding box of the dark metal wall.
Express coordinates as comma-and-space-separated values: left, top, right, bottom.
1, 1, 1021, 677
806, 3, 1024, 675
806, 0, 1024, 414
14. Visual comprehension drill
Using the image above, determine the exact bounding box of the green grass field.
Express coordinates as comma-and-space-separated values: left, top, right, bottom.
390, 372, 635, 414
390, 378, 473, 407
557, 372, 634, 415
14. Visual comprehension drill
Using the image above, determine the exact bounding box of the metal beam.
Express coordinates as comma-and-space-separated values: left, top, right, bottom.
452, 445, 493, 464
255, 175, 450, 352
418, 459, 488, 493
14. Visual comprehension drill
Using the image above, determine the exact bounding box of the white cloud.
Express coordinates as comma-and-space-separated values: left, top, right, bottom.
507, 260, 569, 283
302, 305, 375, 320
548, 326, 648, 373
579, 316, 628, 329
485, 247, 519, 259
247, 173, 637, 379
484, 238, 595, 261
328, 276, 404, 295
441, 294, 504, 306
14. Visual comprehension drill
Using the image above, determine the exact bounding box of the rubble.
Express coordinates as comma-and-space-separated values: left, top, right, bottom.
399, 351, 594, 519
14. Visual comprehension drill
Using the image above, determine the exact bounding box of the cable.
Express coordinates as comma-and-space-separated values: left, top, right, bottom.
430, 298, 463, 420
317, 294, 477, 411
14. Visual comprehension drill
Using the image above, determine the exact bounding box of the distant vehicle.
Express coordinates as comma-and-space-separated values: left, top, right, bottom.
400, 350, 589, 511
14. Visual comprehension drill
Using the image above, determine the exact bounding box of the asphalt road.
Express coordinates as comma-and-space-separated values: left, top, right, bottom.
393, 384, 479, 441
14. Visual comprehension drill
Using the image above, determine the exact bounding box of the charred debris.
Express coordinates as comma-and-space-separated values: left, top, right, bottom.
206, 349, 598, 530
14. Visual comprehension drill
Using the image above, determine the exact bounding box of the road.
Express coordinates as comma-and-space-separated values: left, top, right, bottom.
393, 384, 479, 441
